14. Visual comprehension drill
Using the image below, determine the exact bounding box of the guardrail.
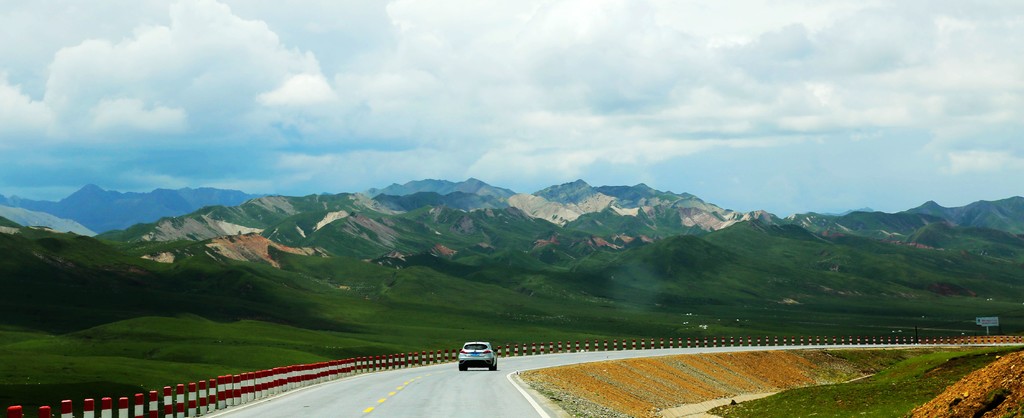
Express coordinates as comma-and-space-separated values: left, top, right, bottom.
5, 334, 1021, 417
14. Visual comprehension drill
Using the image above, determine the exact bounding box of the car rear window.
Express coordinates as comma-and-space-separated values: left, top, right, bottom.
464, 343, 488, 350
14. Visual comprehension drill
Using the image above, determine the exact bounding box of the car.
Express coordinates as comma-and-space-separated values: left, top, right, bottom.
458, 341, 498, 371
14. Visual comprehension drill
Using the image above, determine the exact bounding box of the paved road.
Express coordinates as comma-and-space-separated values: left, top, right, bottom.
203, 344, 932, 418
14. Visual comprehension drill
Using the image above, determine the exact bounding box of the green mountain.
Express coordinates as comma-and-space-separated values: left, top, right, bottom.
783, 211, 946, 240
7, 215, 1024, 409
535, 179, 598, 204
905, 197, 1024, 234
99, 193, 386, 243
365, 178, 516, 201
98, 180, 1024, 267
373, 191, 508, 211
906, 222, 1024, 260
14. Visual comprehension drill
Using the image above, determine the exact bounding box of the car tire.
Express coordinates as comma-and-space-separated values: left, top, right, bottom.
489, 362, 497, 371
458, 364, 467, 371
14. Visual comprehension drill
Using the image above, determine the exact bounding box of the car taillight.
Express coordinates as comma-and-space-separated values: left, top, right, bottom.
483, 350, 491, 354
460, 349, 468, 354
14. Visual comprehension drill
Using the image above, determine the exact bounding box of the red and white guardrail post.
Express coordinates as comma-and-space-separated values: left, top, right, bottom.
117, 397, 128, 418
175, 384, 185, 418
132, 393, 144, 418
60, 401, 72, 418
162, 386, 172, 418
100, 397, 112, 418
148, 391, 159, 418
83, 398, 95, 418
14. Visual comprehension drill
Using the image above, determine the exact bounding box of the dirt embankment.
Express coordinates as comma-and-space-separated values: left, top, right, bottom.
910, 351, 1024, 418
521, 350, 860, 417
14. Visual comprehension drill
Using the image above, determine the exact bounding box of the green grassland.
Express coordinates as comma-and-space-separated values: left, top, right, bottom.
4, 216, 1024, 410
714, 346, 1023, 417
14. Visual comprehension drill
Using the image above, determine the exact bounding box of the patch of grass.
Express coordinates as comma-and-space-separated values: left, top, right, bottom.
714, 346, 1023, 418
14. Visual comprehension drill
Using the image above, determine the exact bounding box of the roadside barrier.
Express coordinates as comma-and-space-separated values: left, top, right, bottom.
7, 335, 1022, 415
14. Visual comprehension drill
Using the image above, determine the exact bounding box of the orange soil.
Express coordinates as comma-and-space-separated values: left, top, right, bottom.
521, 350, 856, 417
910, 350, 1024, 418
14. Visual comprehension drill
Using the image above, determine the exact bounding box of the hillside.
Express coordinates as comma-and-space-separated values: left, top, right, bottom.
523, 350, 860, 418
906, 197, 1024, 234
98, 180, 785, 259
6, 213, 1024, 409
0, 216, 19, 228
0, 205, 95, 235
14, 181, 1024, 253
911, 350, 1024, 417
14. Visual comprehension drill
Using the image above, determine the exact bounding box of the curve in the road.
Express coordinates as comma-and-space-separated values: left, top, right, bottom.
203, 343, 1007, 418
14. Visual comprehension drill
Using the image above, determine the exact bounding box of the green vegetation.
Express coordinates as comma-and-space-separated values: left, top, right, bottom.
5, 210, 1024, 411
714, 346, 1023, 417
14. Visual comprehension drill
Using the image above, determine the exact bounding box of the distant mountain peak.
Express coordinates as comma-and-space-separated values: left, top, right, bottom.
366, 178, 515, 200
66, 184, 111, 198
3, 185, 260, 233
534, 180, 596, 204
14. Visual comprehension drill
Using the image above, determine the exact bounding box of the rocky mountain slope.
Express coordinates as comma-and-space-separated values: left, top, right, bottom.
0, 205, 95, 235
96, 179, 1024, 265
142, 233, 327, 268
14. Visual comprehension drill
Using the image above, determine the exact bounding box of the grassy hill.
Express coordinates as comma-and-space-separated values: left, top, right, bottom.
5, 218, 1024, 410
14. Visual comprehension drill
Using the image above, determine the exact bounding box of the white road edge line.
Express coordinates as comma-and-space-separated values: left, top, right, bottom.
506, 371, 552, 418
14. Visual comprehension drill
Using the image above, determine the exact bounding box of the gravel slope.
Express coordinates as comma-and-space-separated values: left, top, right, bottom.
520, 350, 861, 417
910, 350, 1024, 418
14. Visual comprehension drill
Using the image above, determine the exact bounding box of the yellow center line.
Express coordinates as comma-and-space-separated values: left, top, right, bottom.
363, 376, 426, 414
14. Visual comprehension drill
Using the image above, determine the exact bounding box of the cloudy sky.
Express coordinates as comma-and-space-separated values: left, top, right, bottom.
1, 0, 1022, 215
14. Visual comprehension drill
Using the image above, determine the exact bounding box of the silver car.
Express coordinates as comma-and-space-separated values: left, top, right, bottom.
458, 341, 497, 371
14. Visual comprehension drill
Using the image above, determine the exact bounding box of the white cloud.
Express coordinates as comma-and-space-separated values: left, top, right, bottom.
467, 137, 805, 186
0, 74, 54, 136
946, 150, 1024, 174
41, 0, 322, 137
258, 73, 337, 106
3, 0, 1024, 212
274, 149, 469, 193
90, 98, 187, 133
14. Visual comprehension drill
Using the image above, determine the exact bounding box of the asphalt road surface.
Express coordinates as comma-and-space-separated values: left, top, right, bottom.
205, 344, 887, 418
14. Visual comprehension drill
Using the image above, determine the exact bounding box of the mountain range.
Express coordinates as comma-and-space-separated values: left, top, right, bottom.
3, 179, 1024, 408
80, 179, 1022, 263
4, 179, 1024, 262
0, 185, 261, 233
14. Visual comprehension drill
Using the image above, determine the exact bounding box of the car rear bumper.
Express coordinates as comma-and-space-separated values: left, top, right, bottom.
458, 358, 496, 367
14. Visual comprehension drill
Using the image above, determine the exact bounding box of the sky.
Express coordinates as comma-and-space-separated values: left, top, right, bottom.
0, 0, 1022, 216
